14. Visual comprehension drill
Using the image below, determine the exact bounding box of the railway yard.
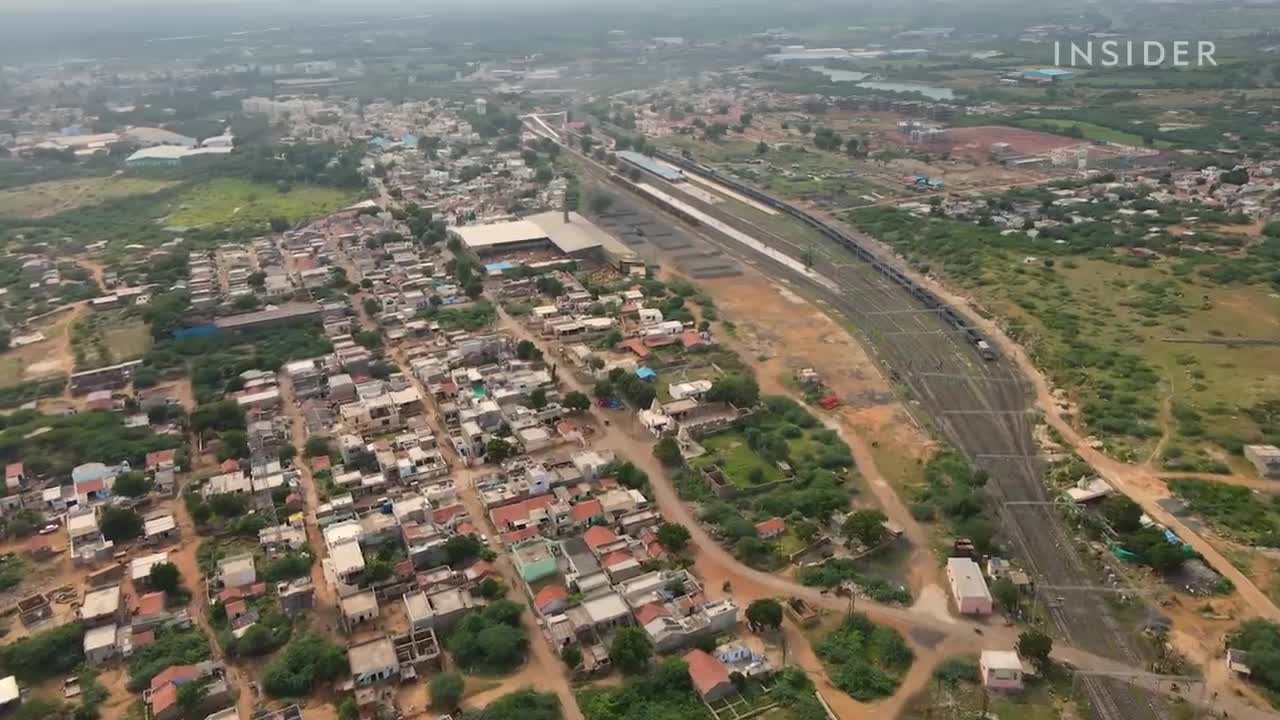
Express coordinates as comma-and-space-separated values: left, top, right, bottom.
528, 113, 1172, 720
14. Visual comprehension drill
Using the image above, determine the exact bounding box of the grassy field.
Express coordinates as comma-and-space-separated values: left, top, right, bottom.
0, 177, 174, 218
102, 319, 153, 362
697, 431, 787, 487
850, 205, 1280, 464
72, 312, 153, 371
1014, 118, 1175, 149
169, 178, 357, 228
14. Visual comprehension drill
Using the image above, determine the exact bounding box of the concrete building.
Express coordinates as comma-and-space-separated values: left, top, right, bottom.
348, 636, 399, 686
83, 624, 120, 665
1244, 444, 1280, 479
340, 590, 380, 632
946, 557, 993, 615
218, 554, 257, 589
980, 650, 1025, 690
80, 584, 123, 626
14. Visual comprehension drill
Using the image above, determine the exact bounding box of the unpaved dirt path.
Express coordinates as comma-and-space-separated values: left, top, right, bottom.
680, 268, 943, 599
824, 218, 1280, 629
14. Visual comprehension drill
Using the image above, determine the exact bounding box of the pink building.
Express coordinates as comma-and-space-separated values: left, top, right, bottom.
946, 557, 993, 615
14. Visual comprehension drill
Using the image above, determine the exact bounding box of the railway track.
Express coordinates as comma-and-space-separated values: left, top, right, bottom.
526, 114, 1166, 720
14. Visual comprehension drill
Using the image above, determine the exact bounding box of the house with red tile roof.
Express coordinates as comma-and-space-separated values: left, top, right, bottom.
431, 503, 469, 528
569, 498, 604, 528
583, 526, 618, 554
632, 601, 670, 627
145, 450, 176, 471
501, 527, 540, 546
755, 517, 786, 540
146, 662, 229, 720
489, 495, 555, 534
685, 649, 734, 701
533, 585, 569, 615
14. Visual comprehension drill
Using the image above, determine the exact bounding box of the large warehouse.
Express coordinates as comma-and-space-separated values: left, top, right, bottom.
450, 211, 642, 272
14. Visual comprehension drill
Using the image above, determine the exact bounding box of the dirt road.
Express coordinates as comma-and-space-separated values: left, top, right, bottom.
344, 253, 584, 719
277, 375, 342, 625
820, 219, 1280, 626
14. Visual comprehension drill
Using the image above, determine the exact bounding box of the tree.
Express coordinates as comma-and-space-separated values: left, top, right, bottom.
364, 558, 394, 583
561, 644, 583, 669
593, 379, 614, 399
485, 438, 514, 463
656, 522, 691, 553
176, 676, 210, 718
100, 507, 143, 542
262, 632, 346, 698
609, 626, 653, 675
529, 388, 548, 409
843, 509, 888, 547
563, 391, 590, 413
1102, 495, 1143, 533
1017, 629, 1053, 671
588, 191, 615, 214
653, 436, 683, 467
756, 140, 768, 155
706, 374, 759, 407
745, 598, 784, 632
991, 576, 1020, 614
113, 471, 152, 498
535, 275, 564, 297
149, 562, 182, 595
430, 672, 465, 710
515, 339, 543, 361
270, 217, 290, 233
304, 436, 331, 458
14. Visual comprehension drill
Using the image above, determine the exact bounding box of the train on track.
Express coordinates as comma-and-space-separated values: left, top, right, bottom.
653, 147, 999, 362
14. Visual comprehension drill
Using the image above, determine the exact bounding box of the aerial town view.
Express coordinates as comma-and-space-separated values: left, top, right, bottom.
2, 0, 1280, 719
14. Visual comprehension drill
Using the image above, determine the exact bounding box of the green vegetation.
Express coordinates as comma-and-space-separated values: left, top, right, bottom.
145, 320, 332, 404
1168, 478, 1280, 546
578, 657, 712, 720
797, 559, 912, 604
815, 613, 914, 701
218, 599, 293, 659
460, 689, 562, 720
0, 409, 181, 480
169, 178, 357, 228
0, 377, 66, 407
1226, 620, 1280, 700
903, 656, 1065, 720
71, 312, 152, 370
0, 554, 25, 591
127, 625, 212, 690
427, 301, 497, 331
0, 622, 85, 683
745, 598, 784, 631
905, 448, 993, 551
446, 600, 528, 673
678, 396, 857, 568
430, 672, 465, 711
0, 177, 174, 218
262, 632, 347, 698
847, 200, 1280, 460
609, 626, 654, 675
1012, 118, 1173, 149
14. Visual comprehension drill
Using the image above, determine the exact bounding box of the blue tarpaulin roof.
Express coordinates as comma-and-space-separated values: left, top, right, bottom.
635, 366, 657, 380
